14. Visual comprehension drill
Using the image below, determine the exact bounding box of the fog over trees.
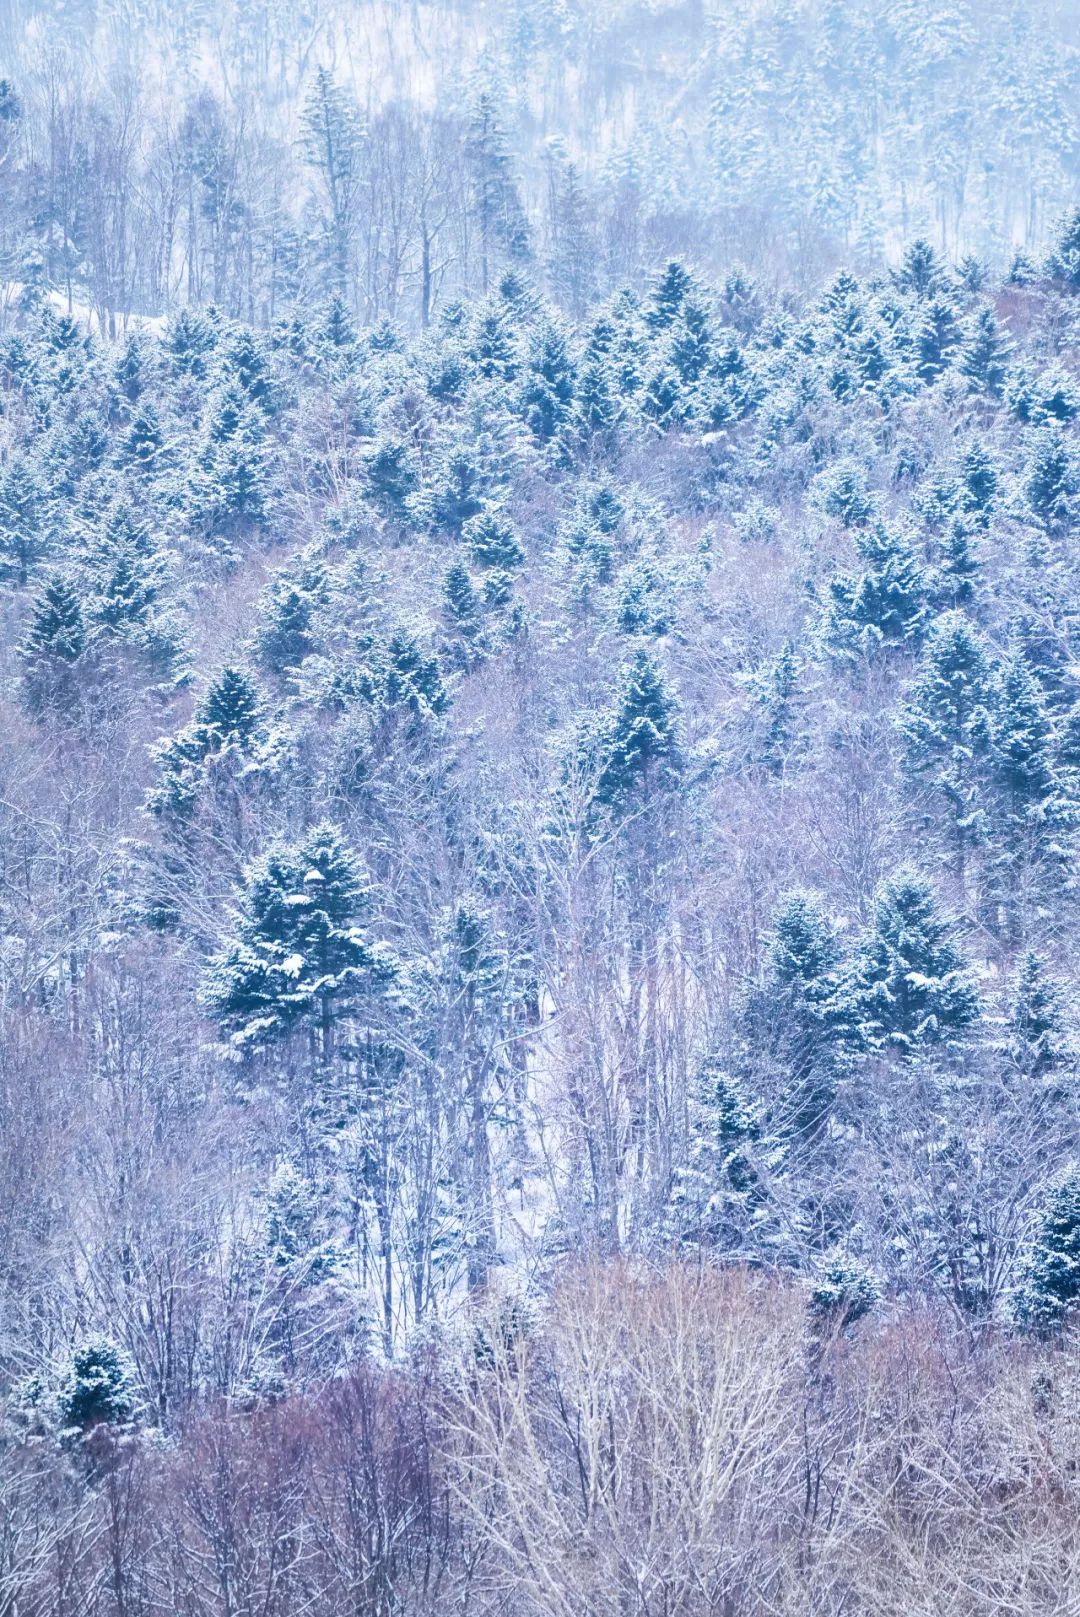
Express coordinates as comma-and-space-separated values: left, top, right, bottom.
4, 2, 1080, 1614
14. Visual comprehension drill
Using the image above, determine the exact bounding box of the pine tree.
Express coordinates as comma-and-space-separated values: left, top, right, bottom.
252, 557, 327, 677
959, 305, 1012, 397
204, 822, 394, 1058
758, 641, 802, 772
594, 648, 681, 814
1047, 207, 1080, 289
1006, 952, 1072, 1085
809, 1254, 878, 1334
670, 298, 713, 385
125, 403, 163, 471
1015, 1166, 1080, 1333
960, 443, 999, 522
848, 869, 980, 1055
986, 651, 1071, 934
384, 629, 447, 721
425, 442, 486, 536
914, 294, 961, 385
470, 300, 519, 382
899, 610, 994, 885
442, 559, 483, 663
149, 667, 262, 819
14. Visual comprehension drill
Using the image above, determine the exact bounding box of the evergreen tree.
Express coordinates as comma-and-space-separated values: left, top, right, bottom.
363, 434, 419, 521
252, 557, 327, 676
848, 869, 980, 1055
464, 507, 525, 571
893, 238, 945, 298
20, 573, 88, 714
301, 68, 364, 296
464, 73, 531, 293
822, 520, 927, 659
959, 305, 1012, 397
899, 610, 994, 885
1046, 207, 1080, 289
914, 294, 961, 385
442, 559, 483, 663
1006, 952, 1072, 1086
1015, 1166, 1080, 1333
758, 641, 802, 772
748, 889, 846, 1143
0, 453, 47, 585
520, 319, 575, 447
645, 260, 694, 332
594, 648, 681, 814
204, 822, 394, 1058
669, 1060, 762, 1254
58, 1337, 137, 1434
1025, 427, 1076, 532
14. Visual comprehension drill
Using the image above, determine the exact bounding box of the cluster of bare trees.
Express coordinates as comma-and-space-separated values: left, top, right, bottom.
3, 1265, 1080, 1617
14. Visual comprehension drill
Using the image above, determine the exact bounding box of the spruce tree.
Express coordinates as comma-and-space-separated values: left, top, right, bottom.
1006, 952, 1072, 1085
669, 1060, 762, 1255
822, 520, 927, 659
0, 453, 47, 585
1015, 1166, 1080, 1333
848, 869, 980, 1055
520, 320, 575, 447
204, 822, 394, 1058
20, 573, 88, 714
748, 889, 845, 1143
645, 260, 694, 332
58, 1337, 137, 1435
464, 507, 524, 571
959, 305, 1012, 398
899, 610, 994, 884
594, 648, 681, 814
1025, 427, 1076, 532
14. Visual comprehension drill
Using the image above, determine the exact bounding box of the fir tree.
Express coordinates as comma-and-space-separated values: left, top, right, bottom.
465, 73, 531, 292
594, 648, 681, 814
520, 320, 575, 447
645, 260, 694, 332
670, 1060, 762, 1255
899, 610, 994, 884
822, 520, 927, 659
914, 294, 961, 385
893, 238, 945, 298
464, 507, 525, 571
0, 453, 47, 585
1006, 952, 1072, 1086
1025, 427, 1076, 532
20, 573, 88, 714
959, 305, 1012, 397
748, 890, 846, 1144
204, 821, 394, 1059
848, 869, 980, 1055
58, 1337, 136, 1434
1015, 1166, 1080, 1333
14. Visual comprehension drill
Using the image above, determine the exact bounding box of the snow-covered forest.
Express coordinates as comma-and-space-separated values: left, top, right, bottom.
4, 1, 1080, 1613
